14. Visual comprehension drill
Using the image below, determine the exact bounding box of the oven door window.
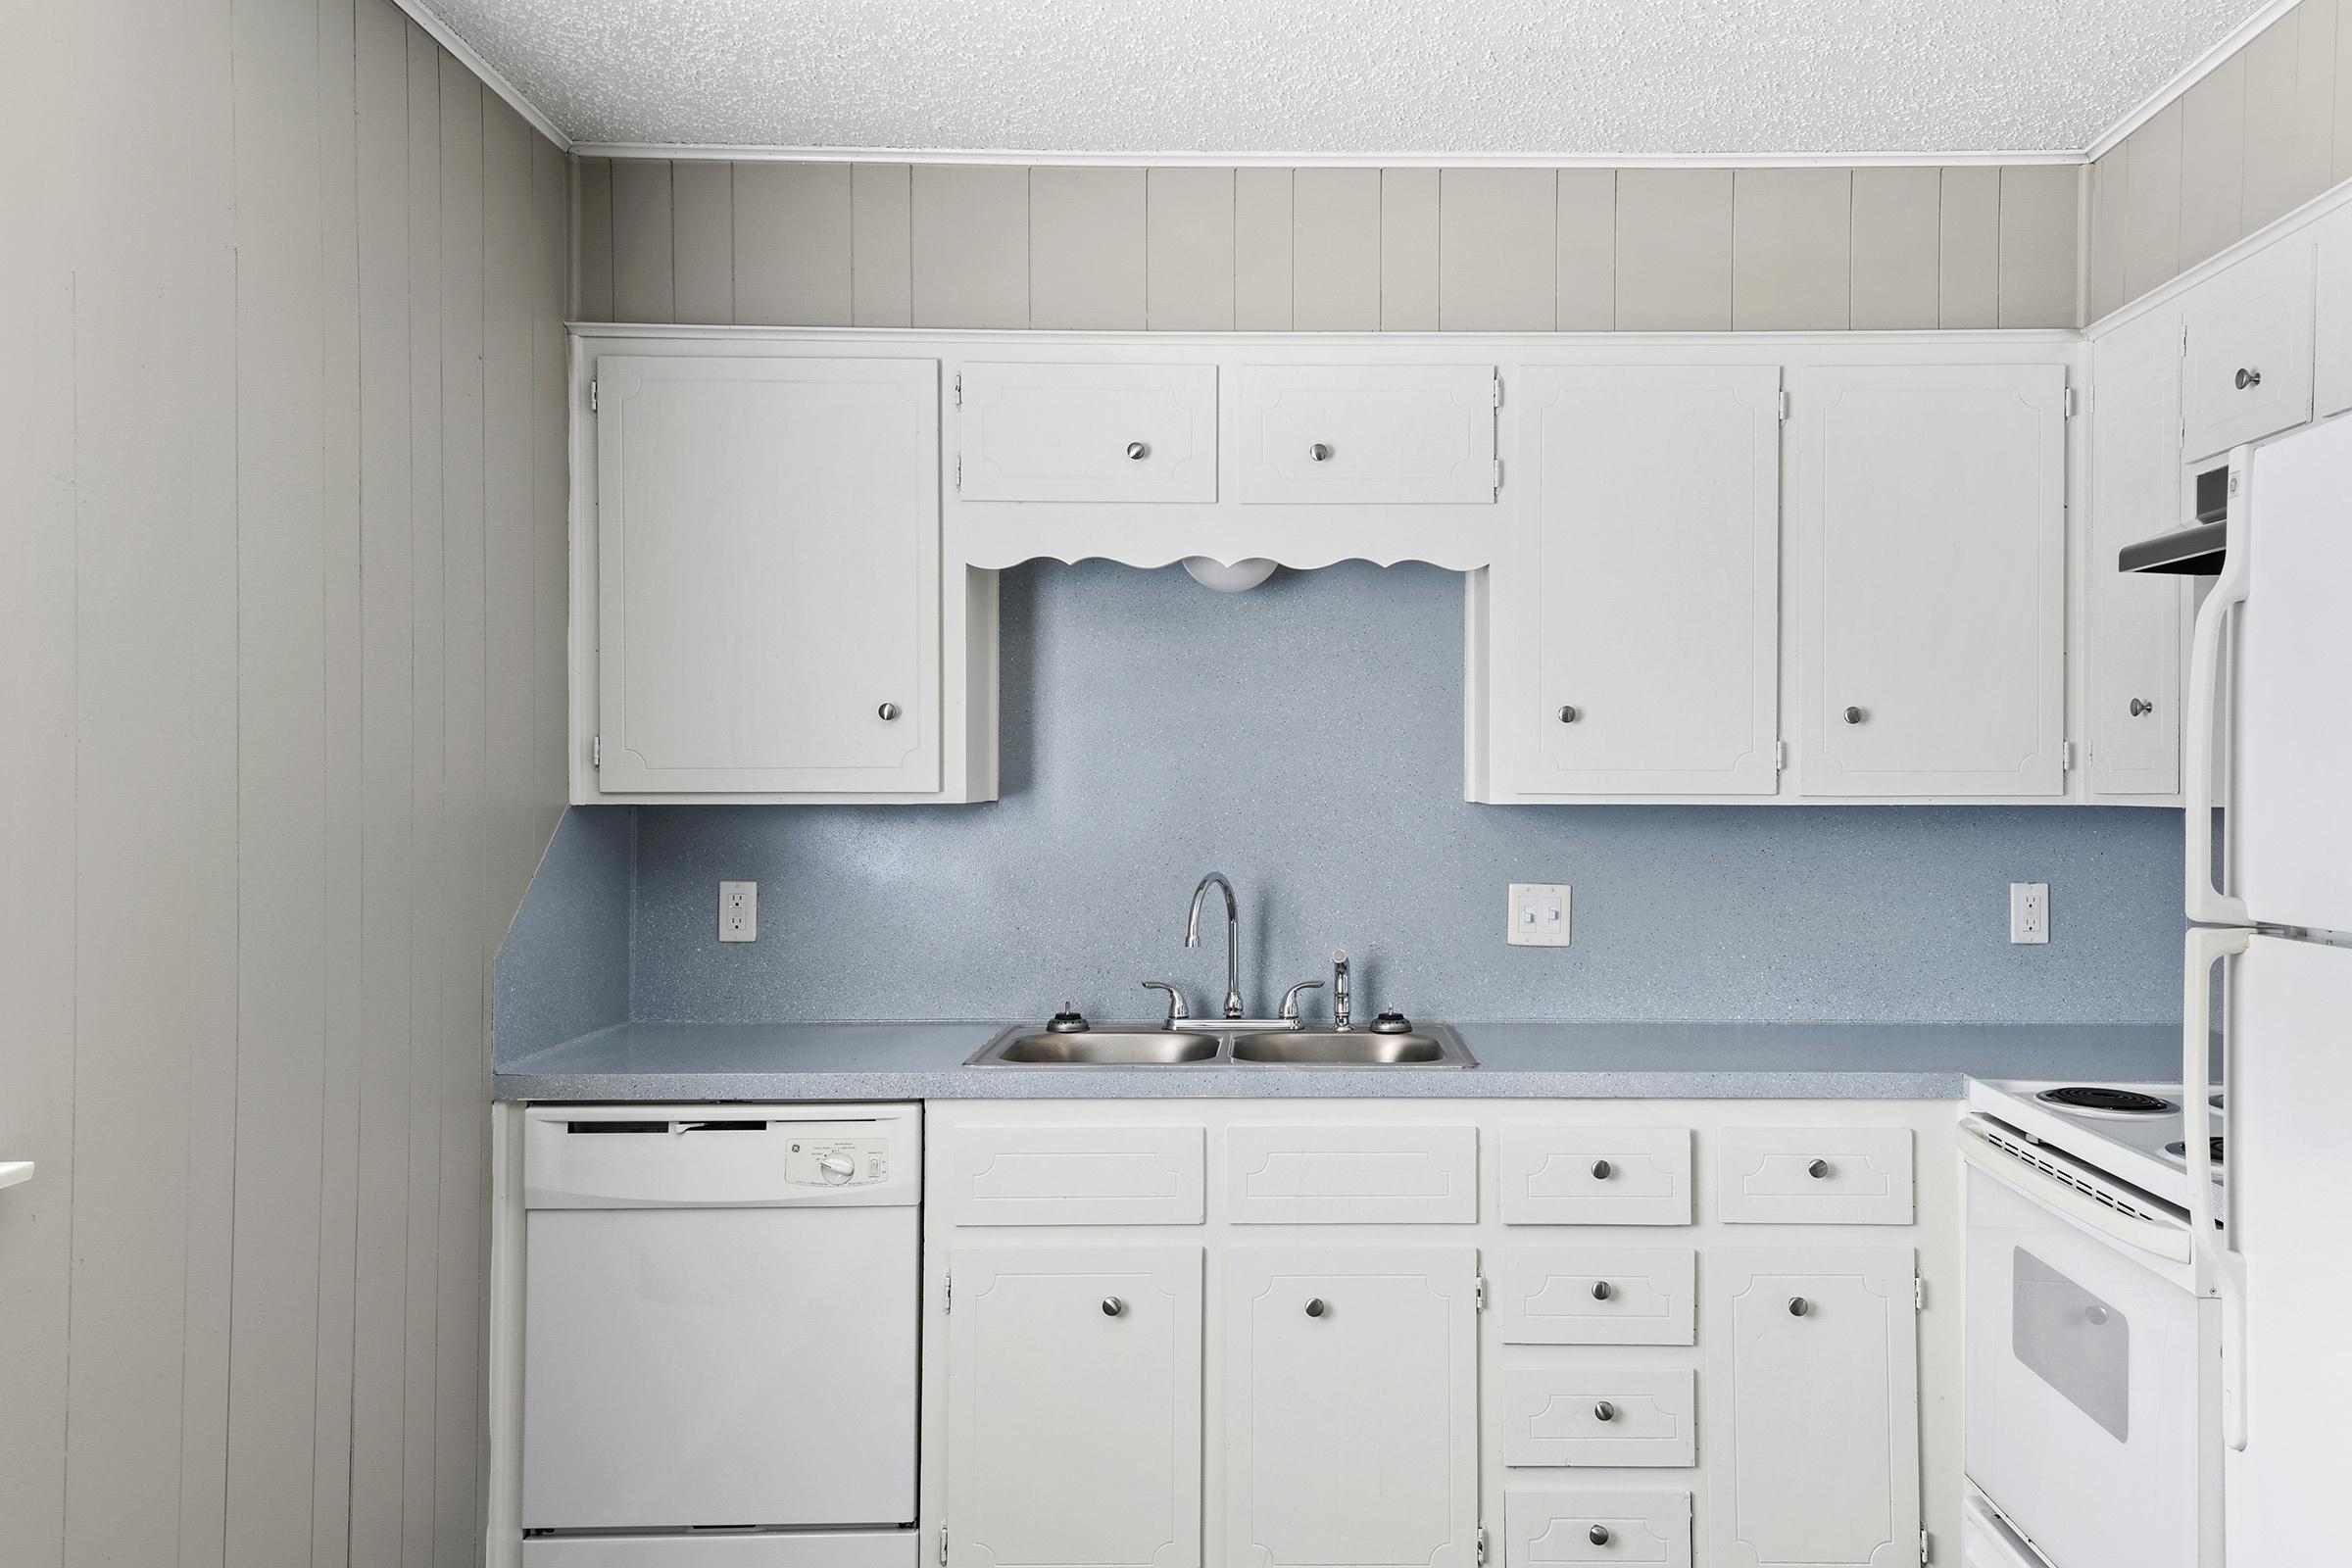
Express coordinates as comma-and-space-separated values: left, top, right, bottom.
2012, 1246, 2131, 1441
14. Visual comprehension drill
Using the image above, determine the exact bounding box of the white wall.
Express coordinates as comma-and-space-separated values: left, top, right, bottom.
0, 0, 571, 1563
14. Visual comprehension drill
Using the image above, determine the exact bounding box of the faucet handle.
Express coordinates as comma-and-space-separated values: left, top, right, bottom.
1140, 981, 1189, 1027
1277, 979, 1325, 1024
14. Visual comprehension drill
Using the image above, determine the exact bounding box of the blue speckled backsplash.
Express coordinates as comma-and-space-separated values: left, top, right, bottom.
524, 560, 2185, 1037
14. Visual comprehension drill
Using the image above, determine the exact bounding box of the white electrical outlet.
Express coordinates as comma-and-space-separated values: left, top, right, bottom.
2010, 882, 2049, 945
719, 880, 758, 943
1508, 883, 1571, 947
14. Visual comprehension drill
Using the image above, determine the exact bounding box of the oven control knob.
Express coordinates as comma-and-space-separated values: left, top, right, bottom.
818, 1152, 857, 1185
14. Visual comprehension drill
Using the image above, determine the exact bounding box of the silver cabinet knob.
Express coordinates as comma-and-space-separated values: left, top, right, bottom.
1557, 705, 1580, 723
1842, 706, 1865, 725
1308, 442, 1333, 462
1591, 1158, 1613, 1180
1591, 1280, 1613, 1300
1304, 1298, 1327, 1318
1788, 1296, 1811, 1316
1125, 441, 1149, 460
2085, 1303, 2111, 1327
1808, 1157, 1832, 1179
2236, 368, 2263, 390
2130, 697, 2153, 717
877, 702, 901, 721
1102, 1297, 1125, 1317
1588, 1526, 1611, 1546
1592, 1400, 1616, 1423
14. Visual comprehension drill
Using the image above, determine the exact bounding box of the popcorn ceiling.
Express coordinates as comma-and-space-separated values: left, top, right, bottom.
423, 0, 2263, 155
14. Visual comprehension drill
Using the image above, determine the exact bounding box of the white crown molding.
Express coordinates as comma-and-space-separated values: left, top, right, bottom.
2084, 0, 2301, 162
390, 0, 571, 150
567, 142, 2087, 169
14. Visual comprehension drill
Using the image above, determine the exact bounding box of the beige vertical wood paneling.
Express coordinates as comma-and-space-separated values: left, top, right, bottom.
534, 138, 573, 877
2086, 148, 2130, 321
1998, 165, 2081, 327
1732, 168, 1850, 329
733, 163, 855, 325
1030, 167, 1148, 329
1848, 168, 1940, 328
2293, 0, 2341, 201
2336, 0, 2352, 180
1555, 169, 1616, 328
1615, 169, 1732, 329
1378, 168, 1441, 329
576, 157, 613, 320
911, 165, 1029, 327
610, 158, 673, 321
1438, 169, 1555, 330
2241, 4, 2335, 230
1293, 168, 1381, 329
1936, 166, 2001, 328
851, 163, 914, 326
669, 161, 733, 323
2179, 53, 2248, 267
2124, 101, 2186, 300
1234, 168, 1295, 328
1146, 167, 1236, 329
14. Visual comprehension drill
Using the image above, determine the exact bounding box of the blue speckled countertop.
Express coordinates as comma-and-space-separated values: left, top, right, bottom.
492, 1019, 2188, 1102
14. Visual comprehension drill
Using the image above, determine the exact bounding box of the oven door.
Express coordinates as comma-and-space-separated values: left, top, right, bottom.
1965, 1163, 2199, 1568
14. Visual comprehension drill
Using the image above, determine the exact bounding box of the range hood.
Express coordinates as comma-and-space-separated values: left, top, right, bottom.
2120, 464, 2230, 575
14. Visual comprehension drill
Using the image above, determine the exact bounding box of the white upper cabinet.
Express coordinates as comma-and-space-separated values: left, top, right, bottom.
2316, 207, 2352, 419
1792, 364, 2068, 798
2181, 237, 2316, 463
957, 363, 1217, 503
1501, 365, 1782, 797
2085, 310, 2188, 799
1237, 365, 1498, 504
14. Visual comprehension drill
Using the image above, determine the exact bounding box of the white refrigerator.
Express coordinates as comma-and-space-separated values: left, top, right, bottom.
2180, 417, 2352, 1565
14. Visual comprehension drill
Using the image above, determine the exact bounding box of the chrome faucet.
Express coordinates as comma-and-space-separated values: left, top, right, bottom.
1331, 949, 1352, 1030
1186, 872, 1246, 1019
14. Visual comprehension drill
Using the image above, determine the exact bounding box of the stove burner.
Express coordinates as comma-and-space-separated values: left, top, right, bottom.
2036, 1086, 2178, 1116
2167, 1137, 2227, 1165
2210, 1093, 2226, 1110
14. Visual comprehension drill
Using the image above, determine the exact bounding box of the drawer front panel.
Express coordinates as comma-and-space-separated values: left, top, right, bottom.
1505, 1489, 1692, 1568
957, 362, 1218, 503
1237, 364, 1497, 504
2182, 241, 2315, 463
1225, 1125, 1478, 1224
949, 1125, 1205, 1226
1501, 1368, 1697, 1468
1500, 1127, 1693, 1226
1718, 1127, 1914, 1225
1495, 1249, 1696, 1345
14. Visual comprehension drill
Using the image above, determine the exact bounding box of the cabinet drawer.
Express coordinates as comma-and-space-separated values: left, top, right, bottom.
1225, 1125, 1477, 1224
1717, 1127, 1913, 1224
2182, 239, 2315, 463
948, 1125, 1204, 1225
1501, 1369, 1696, 1468
1494, 1249, 1695, 1345
1505, 1489, 1692, 1568
1499, 1127, 1692, 1225
1236, 364, 1497, 504
957, 362, 1217, 502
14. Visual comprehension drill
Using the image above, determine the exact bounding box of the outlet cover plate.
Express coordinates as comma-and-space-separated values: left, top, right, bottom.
719, 880, 758, 943
1508, 883, 1571, 947
2010, 882, 2049, 945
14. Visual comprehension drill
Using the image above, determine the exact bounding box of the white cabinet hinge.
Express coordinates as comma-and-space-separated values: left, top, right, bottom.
954, 454, 961, 490
953, 371, 962, 408
1474, 1274, 1488, 1312
939, 1524, 950, 1566
1914, 1276, 1926, 1310
591, 734, 601, 769
2061, 740, 2075, 771
1778, 388, 1790, 423
1774, 739, 1787, 772
1492, 376, 1503, 409
944, 1273, 953, 1313
1921, 1526, 1933, 1564
2062, 386, 2077, 418
1492, 457, 1502, 495
1476, 1527, 1489, 1564
588, 377, 598, 414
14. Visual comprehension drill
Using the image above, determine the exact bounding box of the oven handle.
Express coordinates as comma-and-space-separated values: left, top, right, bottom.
1956, 1115, 2192, 1263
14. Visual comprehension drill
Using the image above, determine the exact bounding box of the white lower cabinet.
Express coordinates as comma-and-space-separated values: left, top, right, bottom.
1505, 1489, 1692, 1568
1225, 1248, 1482, 1568
1703, 1248, 1922, 1568
946, 1246, 1203, 1568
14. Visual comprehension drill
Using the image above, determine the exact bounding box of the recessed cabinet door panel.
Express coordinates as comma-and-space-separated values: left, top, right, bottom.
1717, 1127, 1914, 1225
1794, 364, 2066, 797
1505, 1489, 1692, 1568
2182, 239, 2316, 463
948, 1246, 1202, 1568
1704, 1248, 1921, 1568
1499, 1127, 1692, 1226
1495, 1249, 1696, 1346
1516, 366, 1781, 795
1237, 364, 1497, 504
1225, 1248, 1480, 1568
2086, 312, 2187, 798
958, 362, 1217, 502
595, 355, 940, 794
1501, 1368, 1697, 1468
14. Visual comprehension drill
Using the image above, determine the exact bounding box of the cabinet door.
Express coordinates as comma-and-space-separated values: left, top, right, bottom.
594, 355, 940, 794
1509, 366, 1782, 796
1225, 1248, 1480, 1568
2317, 210, 2352, 419
1237, 365, 1497, 504
1704, 1248, 1921, 1568
2086, 311, 2188, 797
2181, 238, 2315, 463
948, 1246, 1202, 1568
957, 362, 1217, 503
1793, 364, 2067, 797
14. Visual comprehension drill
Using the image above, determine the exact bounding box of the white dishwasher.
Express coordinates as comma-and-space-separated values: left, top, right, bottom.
520, 1102, 921, 1567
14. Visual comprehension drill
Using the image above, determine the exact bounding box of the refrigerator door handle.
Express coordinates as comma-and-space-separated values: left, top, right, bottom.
2185, 925, 2250, 1454
2183, 445, 2255, 927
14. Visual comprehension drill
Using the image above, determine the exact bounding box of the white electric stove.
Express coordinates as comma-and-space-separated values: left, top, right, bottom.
1966, 1078, 2223, 1211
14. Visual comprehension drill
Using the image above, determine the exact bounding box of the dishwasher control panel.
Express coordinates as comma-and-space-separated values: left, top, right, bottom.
785, 1136, 892, 1188
519, 1103, 921, 1208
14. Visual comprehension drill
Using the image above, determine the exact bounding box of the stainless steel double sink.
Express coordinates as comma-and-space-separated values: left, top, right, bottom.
967, 1022, 1476, 1068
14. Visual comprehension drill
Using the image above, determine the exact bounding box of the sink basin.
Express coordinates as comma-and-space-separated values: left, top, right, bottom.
972, 1028, 1219, 1065
1230, 1027, 1475, 1067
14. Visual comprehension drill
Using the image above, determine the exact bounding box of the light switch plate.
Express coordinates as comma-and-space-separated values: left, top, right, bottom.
1508, 883, 1571, 947
2010, 882, 2049, 945
719, 880, 758, 942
